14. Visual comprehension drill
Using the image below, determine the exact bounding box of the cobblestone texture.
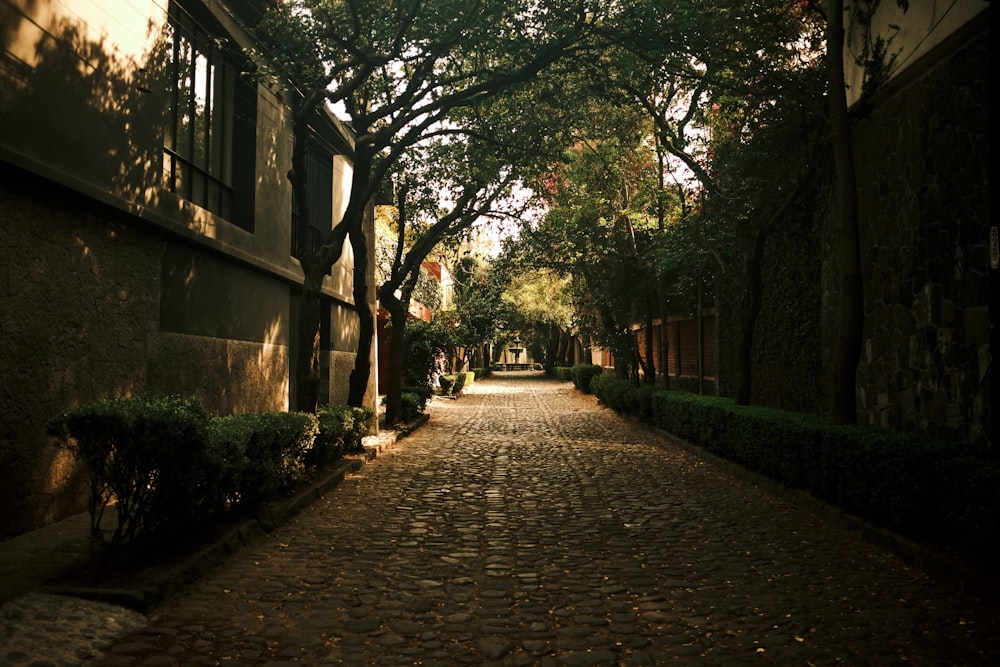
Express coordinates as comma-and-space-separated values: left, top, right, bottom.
9, 373, 999, 666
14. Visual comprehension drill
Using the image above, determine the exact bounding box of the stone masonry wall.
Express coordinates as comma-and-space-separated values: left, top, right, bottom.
0, 166, 161, 538
0, 165, 297, 539
832, 28, 991, 448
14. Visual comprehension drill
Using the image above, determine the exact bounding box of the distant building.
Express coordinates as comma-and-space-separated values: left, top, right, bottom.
0, 0, 377, 538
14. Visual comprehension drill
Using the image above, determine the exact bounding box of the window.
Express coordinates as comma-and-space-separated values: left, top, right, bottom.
163, 1, 256, 231
291, 140, 333, 258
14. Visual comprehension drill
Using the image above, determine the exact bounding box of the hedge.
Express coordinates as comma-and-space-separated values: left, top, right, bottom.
48, 396, 371, 564
440, 371, 475, 395
588, 377, 998, 568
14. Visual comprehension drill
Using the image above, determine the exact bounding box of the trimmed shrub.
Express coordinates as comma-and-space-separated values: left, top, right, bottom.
399, 392, 422, 422
646, 389, 999, 567
571, 363, 604, 393
47, 395, 213, 559
549, 366, 574, 381
591, 375, 656, 423
401, 386, 432, 412
311, 406, 351, 465
211, 411, 318, 508
440, 371, 475, 396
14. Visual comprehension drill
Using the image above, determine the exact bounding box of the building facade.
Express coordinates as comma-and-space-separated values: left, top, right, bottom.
0, 0, 377, 538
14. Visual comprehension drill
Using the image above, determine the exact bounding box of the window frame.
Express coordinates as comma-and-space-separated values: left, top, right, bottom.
163, 1, 256, 232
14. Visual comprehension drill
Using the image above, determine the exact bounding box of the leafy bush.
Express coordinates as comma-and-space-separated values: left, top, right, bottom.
440, 371, 475, 396
311, 406, 352, 465
211, 411, 318, 508
401, 386, 432, 412
404, 319, 451, 389
316, 404, 375, 456
645, 390, 1000, 567
591, 374, 656, 422
471, 367, 490, 379
47, 395, 213, 560
571, 363, 604, 394
549, 366, 574, 381
399, 392, 422, 422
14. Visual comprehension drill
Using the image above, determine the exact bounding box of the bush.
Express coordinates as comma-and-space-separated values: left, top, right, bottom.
549, 366, 574, 381
401, 386, 432, 412
399, 392, 422, 422
591, 374, 656, 422
310, 405, 362, 465
571, 363, 604, 394
404, 319, 451, 389
471, 367, 490, 379
440, 371, 475, 396
47, 395, 213, 560
211, 411, 318, 509
344, 406, 375, 451
645, 390, 1000, 567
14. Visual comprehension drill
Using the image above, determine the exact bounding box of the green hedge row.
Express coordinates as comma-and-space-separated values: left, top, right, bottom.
48, 396, 374, 563
548, 363, 604, 392
590, 375, 999, 568
439, 371, 476, 395
548, 366, 574, 381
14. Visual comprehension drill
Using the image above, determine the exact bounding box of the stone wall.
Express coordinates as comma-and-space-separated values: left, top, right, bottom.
715, 190, 826, 415
842, 27, 991, 448
0, 165, 161, 537
0, 165, 299, 539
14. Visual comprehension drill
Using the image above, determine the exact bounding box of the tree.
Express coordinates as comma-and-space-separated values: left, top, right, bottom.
446, 255, 506, 370
255, 0, 598, 412
376, 137, 517, 424
520, 103, 665, 380
825, 0, 863, 424
587, 0, 826, 400
499, 266, 576, 368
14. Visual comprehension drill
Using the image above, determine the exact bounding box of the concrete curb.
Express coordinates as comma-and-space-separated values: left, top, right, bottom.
40, 416, 429, 612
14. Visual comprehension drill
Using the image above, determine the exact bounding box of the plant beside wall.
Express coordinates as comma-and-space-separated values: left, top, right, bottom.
570, 363, 604, 394
48, 396, 372, 567
588, 375, 1000, 571
311, 405, 376, 466
210, 411, 319, 510
548, 366, 574, 381
47, 396, 215, 561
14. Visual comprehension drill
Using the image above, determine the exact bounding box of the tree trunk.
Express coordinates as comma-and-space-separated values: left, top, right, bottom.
734, 227, 766, 405
379, 288, 409, 425
347, 220, 374, 409
643, 296, 656, 385
827, 0, 864, 424
292, 139, 375, 413
658, 279, 671, 390
581, 332, 593, 364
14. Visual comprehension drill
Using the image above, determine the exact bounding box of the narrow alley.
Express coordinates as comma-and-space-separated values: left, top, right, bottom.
84, 373, 1000, 665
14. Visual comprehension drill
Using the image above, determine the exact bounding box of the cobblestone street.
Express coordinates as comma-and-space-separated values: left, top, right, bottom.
89, 373, 998, 666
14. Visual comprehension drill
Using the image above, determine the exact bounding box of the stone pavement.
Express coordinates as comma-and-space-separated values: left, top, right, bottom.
5, 372, 1000, 666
